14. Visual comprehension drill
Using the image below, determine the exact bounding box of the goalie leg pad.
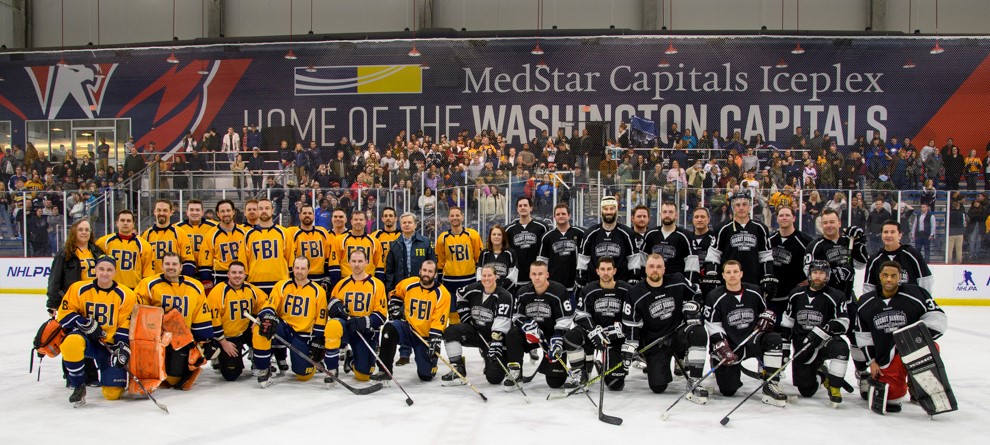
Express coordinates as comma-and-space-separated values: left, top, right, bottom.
893, 321, 958, 416
128, 305, 167, 394
162, 309, 195, 350
869, 378, 890, 415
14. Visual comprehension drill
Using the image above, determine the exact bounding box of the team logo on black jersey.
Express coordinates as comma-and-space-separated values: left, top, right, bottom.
772, 246, 792, 266
595, 242, 622, 258
593, 297, 624, 317
651, 243, 677, 260
726, 308, 755, 329
524, 301, 552, 321
647, 298, 675, 319
873, 310, 907, 333
513, 232, 539, 249
552, 239, 577, 256
729, 232, 757, 251
471, 306, 495, 325
795, 309, 824, 330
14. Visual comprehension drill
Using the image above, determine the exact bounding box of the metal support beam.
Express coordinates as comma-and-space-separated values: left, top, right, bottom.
10, 0, 27, 48
207, 0, 223, 38
642, 0, 660, 30
869, 0, 888, 31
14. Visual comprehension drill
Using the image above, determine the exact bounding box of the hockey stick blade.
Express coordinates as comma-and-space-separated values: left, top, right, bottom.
354, 331, 414, 405
129, 372, 169, 414
600, 413, 623, 426
598, 348, 622, 426
720, 417, 730, 426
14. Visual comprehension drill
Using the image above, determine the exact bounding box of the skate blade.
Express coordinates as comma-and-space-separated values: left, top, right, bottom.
441, 380, 466, 387
829, 401, 841, 409
761, 395, 787, 407
686, 393, 708, 405
72, 400, 86, 408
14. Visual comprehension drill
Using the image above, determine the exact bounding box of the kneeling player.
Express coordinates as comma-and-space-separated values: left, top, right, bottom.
373, 260, 451, 382
327, 249, 387, 382
781, 261, 850, 406
622, 254, 706, 399
704, 260, 787, 406
567, 257, 630, 390
205, 261, 265, 381
443, 265, 517, 386
57, 256, 138, 406
253, 257, 333, 387
512, 261, 573, 388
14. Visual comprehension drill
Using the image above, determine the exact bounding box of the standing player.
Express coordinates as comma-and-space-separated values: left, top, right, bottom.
630, 205, 652, 253
768, 206, 812, 324
329, 211, 384, 285
244, 198, 294, 294
704, 260, 787, 406
702, 190, 775, 301
202, 200, 248, 285
252, 257, 332, 387
373, 260, 451, 382
325, 249, 387, 382
135, 252, 214, 389
329, 207, 348, 236
505, 197, 548, 289
476, 224, 519, 290
803, 208, 868, 297
242, 199, 260, 229
436, 207, 483, 312
96, 209, 155, 290
372, 207, 401, 271
512, 261, 573, 388
691, 208, 715, 275
578, 196, 641, 285
288, 204, 333, 286
854, 261, 949, 414
442, 265, 516, 385
568, 257, 630, 390
205, 261, 266, 381
537, 203, 585, 294
863, 220, 933, 295
622, 254, 706, 398
142, 199, 196, 277
176, 200, 218, 290
56, 256, 137, 406
642, 202, 699, 285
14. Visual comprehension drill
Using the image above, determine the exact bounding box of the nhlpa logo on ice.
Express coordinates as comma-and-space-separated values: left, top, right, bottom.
24, 63, 118, 119
294, 65, 422, 96
956, 270, 978, 292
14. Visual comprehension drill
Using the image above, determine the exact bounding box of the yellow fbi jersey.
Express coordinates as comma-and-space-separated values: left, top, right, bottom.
330, 276, 387, 321
244, 225, 294, 285
95, 233, 155, 289
203, 225, 247, 276
135, 274, 216, 341
75, 247, 98, 281
436, 228, 482, 280
206, 281, 265, 338
372, 229, 401, 266
393, 277, 451, 337
57, 280, 137, 344
288, 226, 332, 278
262, 279, 328, 334
141, 225, 195, 273
332, 233, 383, 278
176, 219, 218, 273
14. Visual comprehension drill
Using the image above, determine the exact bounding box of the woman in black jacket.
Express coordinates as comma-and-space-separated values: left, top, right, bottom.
943, 146, 965, 191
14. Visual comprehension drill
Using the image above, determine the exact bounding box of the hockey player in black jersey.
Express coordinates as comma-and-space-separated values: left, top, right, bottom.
578, 196, 641, 285
442, 265, 518, 386
781, 260, 850, 407
768, 206, 812, 324
863, 220, 934, 295
803, 208, 868, 296
691, 207, 715, 270
642, 202, 700, 285
537, 203, 585, 293
506, 197, 548, 288
630, 205, 651, 253
476, 225, 519, 291
512, 261, 573, 388
702, 190, 776, 301
563, 257, 631, 390
704, 260, 787, 406
623, 254, 707, 400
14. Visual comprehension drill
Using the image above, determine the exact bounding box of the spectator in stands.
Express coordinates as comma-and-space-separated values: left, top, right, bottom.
948, 199, 967, 263
47, 205, 62, 251
231, 154, 246, 201
967, 194, 988, 260
27, 205, 49, 256
943, 145, 965, 191
924, 148, 944, 189
965, 149, 983, 191
940, 138, 958, 159
912, 202, 936, 262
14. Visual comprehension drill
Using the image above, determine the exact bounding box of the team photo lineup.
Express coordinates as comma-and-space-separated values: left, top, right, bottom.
37, 181, 956, 422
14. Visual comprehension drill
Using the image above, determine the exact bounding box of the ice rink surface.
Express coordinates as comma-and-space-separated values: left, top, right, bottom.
2, 293, 988, 445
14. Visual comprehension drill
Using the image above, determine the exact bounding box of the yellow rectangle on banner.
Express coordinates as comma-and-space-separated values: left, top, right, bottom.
356, 65, 422, 94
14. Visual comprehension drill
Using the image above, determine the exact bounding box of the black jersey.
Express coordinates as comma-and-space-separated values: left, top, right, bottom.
854, 284, 947, 367
768, 229, 813, 302
780, 284, 849, 342
862, 245, 933, 295
631, 230, 648, 253
803, 236, 868, 296
505, 219, 548, 285
513, 281, 572, 338
705, 219, 774, 286
704, 283, 767, 347
692, 230, 715, 270
578, 223, 641, 283
642, 227, 699, 284
455, 282, 514, 335
574, 280, 631, 332
477, 248, 518, 289
623, 273, 698, 345
536, 226, 585, 290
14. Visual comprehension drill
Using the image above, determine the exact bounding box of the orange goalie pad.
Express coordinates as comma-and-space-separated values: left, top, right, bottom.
162, 309, 195, 350
127, 305, 170, 395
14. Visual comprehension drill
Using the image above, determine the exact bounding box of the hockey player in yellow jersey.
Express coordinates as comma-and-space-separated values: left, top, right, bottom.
142, 199, 196, 277
96, 209, 155, 290
176, 199, 218, 290
253, 256, 337, 387
371, 260, 451, 382
205, 261, 265, 381
288, 204, 333, 286
329, 210, 383, 286
327, 249, 387, 381
243, 199, 260, 229
371, 207, 401, 268
244, 198, 294, 294
134, 252, 215, 389
201, 200, 247, 285
435, 206, 482, 319
57, 256, 138, 407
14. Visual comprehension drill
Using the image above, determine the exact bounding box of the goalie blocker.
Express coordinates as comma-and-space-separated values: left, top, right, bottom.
892, 321, 958, 416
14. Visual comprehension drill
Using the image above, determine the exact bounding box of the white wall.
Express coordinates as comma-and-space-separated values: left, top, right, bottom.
0, 1, 15, 48
31, 0, 207, 48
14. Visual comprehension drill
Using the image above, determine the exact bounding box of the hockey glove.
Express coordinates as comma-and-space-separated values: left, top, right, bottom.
754, 310, 777, 333
429, 331, 443, 356
76, 317, 106, 344
548, 335, 564, 359
801, 326, 831, 352
843, 226, 865, 243
823, 319, 847, 336
782, 341, 792, 360
604, 323, 625, 344
308, 336, 327, 361
258, 312, 280, 340
201, 340, 221, 361
682, 300, 703, 325
760, 275, 779, 301
699, 271, 721, 297
387, 298, 405, 320
713, 339, 738, 365
110, 341, 131, 368
346, 316, 372, 335
586, 326, 608, 349
621, 342, 638, 369
519, 319, 541, 345
487, 338, 505, 362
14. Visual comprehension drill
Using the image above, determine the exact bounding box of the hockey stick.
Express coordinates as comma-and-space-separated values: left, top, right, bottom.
720, 341, 813, 426
540, 338, 605, 413
738, 359, 855, 393
245, 313, 383, 396
476, 332, 531, 404
354, 330, 414, 406
411, 330, 488, 402
598, 347, 623, 426
662, 329, 759, 421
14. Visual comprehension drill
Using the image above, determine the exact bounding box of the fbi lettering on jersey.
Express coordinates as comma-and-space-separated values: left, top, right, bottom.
111, 250, 137, 270
218, 242, 240, 262
283, 293, 311, 317
253, 239, 280, 259
344, 291, 372, 313
84, 302, 116, 326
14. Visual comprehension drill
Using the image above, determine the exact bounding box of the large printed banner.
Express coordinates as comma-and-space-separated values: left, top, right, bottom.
1, 36, 990, 155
